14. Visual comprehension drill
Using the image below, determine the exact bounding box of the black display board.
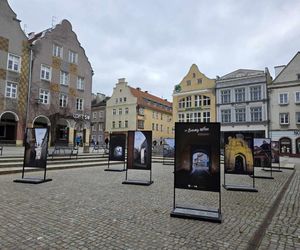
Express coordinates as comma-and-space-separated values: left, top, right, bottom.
223, 132, 257, 192
14, 127, 52, 184
252, 138, 273, 179
270, 141, 282, 172
105, 133, 126, 172
163, 138, 175, 165
171, 123, 222, 223
123, 131, 153, 185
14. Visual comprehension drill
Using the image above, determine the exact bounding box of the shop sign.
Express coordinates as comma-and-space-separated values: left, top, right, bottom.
73, 113, 90, 120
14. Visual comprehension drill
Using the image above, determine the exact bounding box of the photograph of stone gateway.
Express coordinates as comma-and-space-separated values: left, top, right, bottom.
109, 134, 126, 161
254, 138, 272, 168
224, 132, 254, 175
175, 123, 220, 192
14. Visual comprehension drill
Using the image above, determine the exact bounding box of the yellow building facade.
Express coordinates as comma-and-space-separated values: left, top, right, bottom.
106, 78, 173, 143
172, 64, 216, 123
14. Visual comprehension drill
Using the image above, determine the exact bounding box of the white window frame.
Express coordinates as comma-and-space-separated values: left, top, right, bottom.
40, 64, 52, 81
202, 96, 211, 106
60, 71, 69, 86
39, 89, 50, 104
296, 112, 300, 124
235, 88, 245, 102
279, 113, 289, 125
59, 93, 68, 107
178, 113, 184, 122
5, 81, 18, 99
221, 109, 231, 123
76, 98, 84, 111
178, 98, 185, 109
7, 53, 21, 72
250, 86, 261, 101
112, 109, 116, 115
295, 92, 300, 104
235, 108, 246, 122
77, 77, 84, 90
93, 112, 97, 119
221, 89, 231, 104
194, 95, 201, 107
125, 107, 129, 114
125, 120, 128, 128
278, 93, 289, 105
99, 111, 104, 118
250, 107, 262, 122
119, 108, 122, 115
53, 44, 63, 58
186, 96, 192, 108
68, 50, 78, 64
202, 111, 210, 122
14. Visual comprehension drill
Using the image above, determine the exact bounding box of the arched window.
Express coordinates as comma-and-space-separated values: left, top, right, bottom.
279, 137, 292, 154
296, 137, 300, 154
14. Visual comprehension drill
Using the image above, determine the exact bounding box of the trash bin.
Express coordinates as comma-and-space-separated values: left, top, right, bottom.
83, 145, 90, 153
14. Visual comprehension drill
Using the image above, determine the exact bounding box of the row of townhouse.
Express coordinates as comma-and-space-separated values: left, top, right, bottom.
0, 0, 93, 146
172, 55, 300, 156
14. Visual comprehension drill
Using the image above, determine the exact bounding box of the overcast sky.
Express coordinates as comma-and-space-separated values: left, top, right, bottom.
9, 0, 300, 101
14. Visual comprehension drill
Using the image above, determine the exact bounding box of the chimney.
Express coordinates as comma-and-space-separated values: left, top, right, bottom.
118, 78, 126, 83
274, 65, 285, 78
136, 87, 141, 91
145, 91, 148, 93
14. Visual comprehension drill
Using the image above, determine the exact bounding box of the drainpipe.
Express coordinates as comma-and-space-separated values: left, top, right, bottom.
25, 44, 33, 131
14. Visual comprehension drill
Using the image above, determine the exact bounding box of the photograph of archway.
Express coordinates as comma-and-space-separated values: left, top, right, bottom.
254, 138, 272, 168
224, 132, 254, 175
127, 131, 152, 170
109, 134, 126, 161
175, 123, 220, 192
271, 141, 280, 163
24, 127, 49, 168
163, 138, 175, 158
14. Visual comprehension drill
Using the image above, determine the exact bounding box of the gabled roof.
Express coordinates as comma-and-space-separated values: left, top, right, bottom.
129, 87, 172, 114
273, 51, 300, 83
219, 69, 264, 80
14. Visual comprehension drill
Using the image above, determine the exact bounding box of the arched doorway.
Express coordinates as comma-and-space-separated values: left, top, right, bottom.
234, 153, 246, 174
55, 118, 70, 145
296, 137, 300, 154
279, 137, 292, 155
74, 121, 84, 146
0, 111, 19, 144
33, 115, 51, 128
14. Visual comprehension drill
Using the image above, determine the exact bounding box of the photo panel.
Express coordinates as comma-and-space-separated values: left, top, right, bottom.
224, 132, 254, 175
127, 131, 152, 170
254, 138, 272, 168
163, 138, 175, 158
24, 128, 49, 168
175, 123, 220, 192
109, 134, 126, 161
271, 141, 280, 163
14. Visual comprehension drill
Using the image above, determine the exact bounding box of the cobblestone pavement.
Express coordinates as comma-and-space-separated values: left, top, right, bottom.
0, 163, 298, 249
258, 166, 300, 250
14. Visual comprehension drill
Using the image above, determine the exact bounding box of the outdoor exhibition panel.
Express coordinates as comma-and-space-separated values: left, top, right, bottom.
163, 138, 175, 166
14, 127, 52, 184
105, 133, 126, 172
171, 122, 222, 223
122, 130, 153, 186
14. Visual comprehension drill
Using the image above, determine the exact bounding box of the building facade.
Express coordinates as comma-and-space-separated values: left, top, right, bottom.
28, 20, 93, 146
216, 69, 272, 138
0, 0, 30, 145
172, 64, 216, 124
106, 78, 173, 143
268, 52, 300, 156
91, 93, 109, 146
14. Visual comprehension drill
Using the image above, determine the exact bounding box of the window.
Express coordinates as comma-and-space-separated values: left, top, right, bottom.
39, 89, 50, 104
186, 113, 191, 122
40, 65, 51, 81
235, 88, 245, 102
119, 97, 122, 103
53, 44, 63, 58
203, 112, 210, 122
99, 123, 103, 131
59, 93, 68, 107
250, 86, 261, 101
221, 89, 231, 104
235, 108, 246, 122
7, 54, 21, 72
161, 114, 163, 120
192, 73, 196, 78
194, 112, 201, 122
99, 111, 104, 118
112, 121, 115, 128
68, 50, 78, 64
125, 108, 129, 114
115, 98, 118, 103
77, 77, 84, 90
197, 78, 202, 84
221, 109, 231, 123
279, 93, 288, 105
186, 80, 191, 86
296, 112, 300, 124
203, 96, 211, 106
178, 113, 184, 122
178, 98, 185, 109
93, 112, 97, 119
152, 123, 155, 130
152, 111, 155, 119
92, 125, 96, 132
195, 95, 201, 107
186, 96, 192, 108
119, 108, 122, 115
76, 98, 84, 110
297, 74, 300, 80
124, 97, 127, 102
295, 92, 300, 103
250, 107, 262, 122
118, 121, 121, 128
279, 113, 289, 125
60, 71, 69, 85
138, 120, 144, 129
156, 124, 159, 131
5, 82, 17, 98
112, 109, 116, 115
125, 120, 128, 128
